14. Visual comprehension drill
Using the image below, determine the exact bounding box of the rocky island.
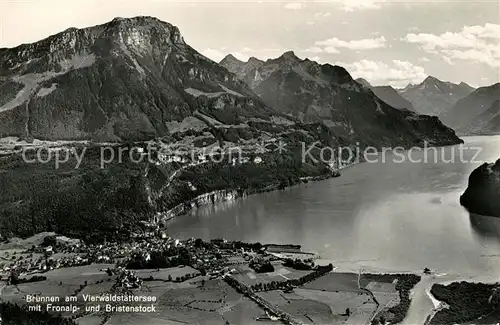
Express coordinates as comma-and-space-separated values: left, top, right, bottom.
460, 159, 500, 217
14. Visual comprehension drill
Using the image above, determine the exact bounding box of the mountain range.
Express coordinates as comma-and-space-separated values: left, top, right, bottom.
220, 52, 460, 147
397, 76, 475, 116
0, 17, 462, 147
0, 17, 278, 142
353, 77, 500, 136
0, 16, 463, 240
355, 76, 499, 136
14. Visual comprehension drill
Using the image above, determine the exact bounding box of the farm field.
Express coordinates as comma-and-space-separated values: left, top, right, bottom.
104, 313, 189, 325
294, 288, 374, 315
139, 279, 200, 299
257, 290, 345, 324
344, 302, 378, 325
246, 272, 408, 325
0, 232, 57, 251
232, 261, 313, 287
1, 264, 116, 306
153, 279, 271, 324
135, 266, 199, 281
281, 299, 336, 324
76, 314, 105, 325
0, 230, 420, 325
302, 272, 365, 293
222, 298, 275, 325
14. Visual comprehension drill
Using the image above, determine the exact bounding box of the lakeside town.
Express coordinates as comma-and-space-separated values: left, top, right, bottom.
0, 224, 421, 325
2, 223, 495, 325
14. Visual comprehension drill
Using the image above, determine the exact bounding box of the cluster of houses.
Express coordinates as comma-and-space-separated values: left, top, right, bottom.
231, 156, 263, 166
1, 228, 302, 293
157, 150, 264, 167
135, 140, 266, 167
1, 251, 91, 275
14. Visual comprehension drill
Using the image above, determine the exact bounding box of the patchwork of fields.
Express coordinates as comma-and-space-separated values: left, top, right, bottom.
0, 237, 419, 325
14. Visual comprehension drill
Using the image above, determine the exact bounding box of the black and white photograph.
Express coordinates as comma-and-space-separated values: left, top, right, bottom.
0, 0, 499, 324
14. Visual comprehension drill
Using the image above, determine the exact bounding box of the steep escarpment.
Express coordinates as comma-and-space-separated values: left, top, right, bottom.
460, 159, 500, 217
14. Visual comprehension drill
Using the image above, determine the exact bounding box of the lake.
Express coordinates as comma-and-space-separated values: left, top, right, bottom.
168, 136, 500, 276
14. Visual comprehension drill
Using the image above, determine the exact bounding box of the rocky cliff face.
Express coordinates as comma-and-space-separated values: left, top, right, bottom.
160, 189, 240, 220
460, 159, 500, 217
222, 53, 463, 148
441, 83, 500, 135
398, 77, 475, 116
0, 17, 276, 141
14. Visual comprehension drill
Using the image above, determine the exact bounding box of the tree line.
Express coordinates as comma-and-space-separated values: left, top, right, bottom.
249, 264, 334, 292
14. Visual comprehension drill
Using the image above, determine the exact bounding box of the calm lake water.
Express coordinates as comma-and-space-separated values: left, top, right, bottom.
168, 136, 500, 275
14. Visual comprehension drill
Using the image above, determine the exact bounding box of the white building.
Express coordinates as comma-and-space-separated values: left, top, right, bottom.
159, 154, 187, 163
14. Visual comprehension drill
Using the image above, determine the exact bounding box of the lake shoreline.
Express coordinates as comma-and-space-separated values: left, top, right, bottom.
3, 230, 499, 325
166, 135, 500, 278
160, 170, 341, 224
160, 141, 462, 227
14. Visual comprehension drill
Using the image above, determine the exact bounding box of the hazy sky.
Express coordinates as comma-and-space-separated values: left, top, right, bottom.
1, 0, 499, 87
